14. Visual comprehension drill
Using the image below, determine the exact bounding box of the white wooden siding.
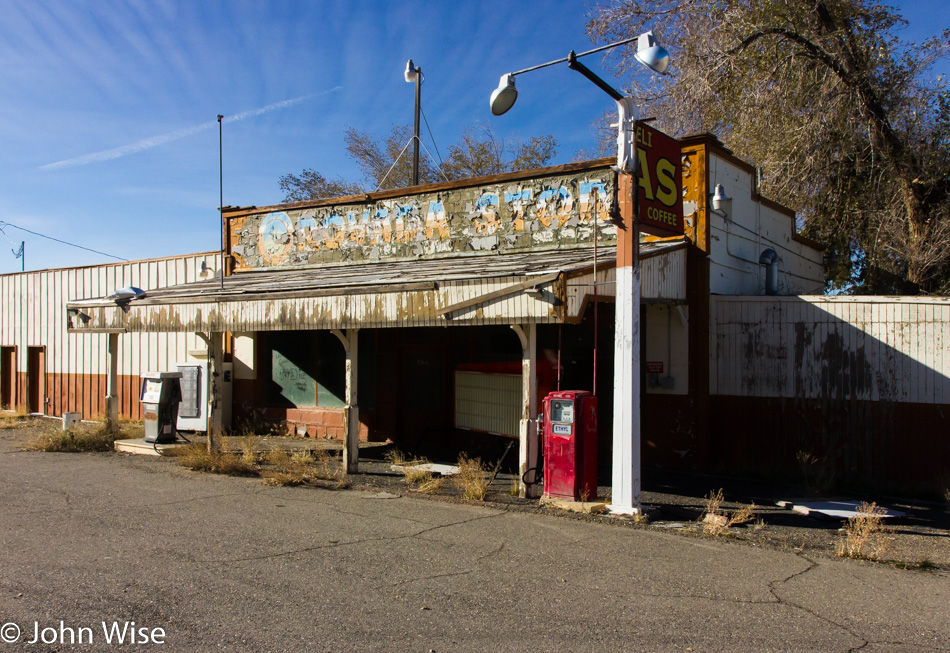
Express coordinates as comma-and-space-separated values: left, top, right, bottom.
710, 295, 950, 404
0, 252, 219, 415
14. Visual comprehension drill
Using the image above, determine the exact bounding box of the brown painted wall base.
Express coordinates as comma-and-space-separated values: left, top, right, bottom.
710, 395, 950, 495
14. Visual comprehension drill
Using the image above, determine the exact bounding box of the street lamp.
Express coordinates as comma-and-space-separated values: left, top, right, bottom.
490, 31, 671, 515
405, 59, 422, 186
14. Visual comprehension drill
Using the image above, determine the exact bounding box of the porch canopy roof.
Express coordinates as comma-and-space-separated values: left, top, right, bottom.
67, 239, 688, 334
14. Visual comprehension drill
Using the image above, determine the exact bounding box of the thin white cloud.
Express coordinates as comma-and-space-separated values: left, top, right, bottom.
39, 89, 340, 171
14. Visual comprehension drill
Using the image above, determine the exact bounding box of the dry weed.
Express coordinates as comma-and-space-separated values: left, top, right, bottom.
241, 436, 260, 465
836, 502, 893, 560
453, 454, 489, 501
701, 488, 757, 536
387, 449, 435, 490
508, 479, 520, 497
170, 442, 257, 476
415, 477, 445, 494
0, 413, 28, 430
24, 419, 123, 453
944, 488, 950, 513
797, 450, 836, 495
259, 446, 345, 487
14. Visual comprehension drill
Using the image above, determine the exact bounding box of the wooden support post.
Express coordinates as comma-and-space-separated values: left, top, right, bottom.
333, 329, 360, 474
198, 332, 223, 452
105, 332, 119, 428
511, 324, 538, 498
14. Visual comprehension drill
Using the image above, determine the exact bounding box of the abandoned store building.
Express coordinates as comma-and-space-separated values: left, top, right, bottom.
3, 133, 948, 494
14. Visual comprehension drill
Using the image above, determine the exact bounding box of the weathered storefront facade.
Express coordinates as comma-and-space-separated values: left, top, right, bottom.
67, 157, 700, 491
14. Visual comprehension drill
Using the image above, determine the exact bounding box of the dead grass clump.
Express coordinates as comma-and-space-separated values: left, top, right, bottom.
260, 446, 345, 487
24, 420, 123, 453
0, 413, 28, 430
701, 488, 757, 536
386, 449, 436, 490
169, 443, 257, 476
836, 501, 893, 560
415, 476, 445, 494
453, 454, 489, 501
241, 436, 260, 465
797, 450, 836, 495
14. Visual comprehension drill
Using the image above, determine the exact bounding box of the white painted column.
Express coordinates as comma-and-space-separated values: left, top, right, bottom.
610, 172, 642, 515
105, 332, 119, 426
333, 329, 360, 474
611, 265, 641, 513
511, 323, 538, 498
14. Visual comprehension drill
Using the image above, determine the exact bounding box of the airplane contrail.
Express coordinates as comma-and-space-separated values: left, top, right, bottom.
40, 88, 341, 171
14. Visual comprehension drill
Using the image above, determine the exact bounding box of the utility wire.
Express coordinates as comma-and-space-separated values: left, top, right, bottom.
420, 106, 446, 169
0, 221, 128, 262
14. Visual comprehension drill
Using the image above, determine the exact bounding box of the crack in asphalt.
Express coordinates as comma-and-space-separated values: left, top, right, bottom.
767, 553, 871, 652
220, 510, 506, 566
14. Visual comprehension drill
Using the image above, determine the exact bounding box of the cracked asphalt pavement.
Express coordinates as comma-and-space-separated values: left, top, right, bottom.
0, 435, 948, 652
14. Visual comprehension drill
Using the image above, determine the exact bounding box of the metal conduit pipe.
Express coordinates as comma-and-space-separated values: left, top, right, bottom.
759, 248, 779, 295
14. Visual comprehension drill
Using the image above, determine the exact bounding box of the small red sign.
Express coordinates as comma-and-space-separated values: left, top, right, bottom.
636, 122, 683, 237
645, 362, 664, 374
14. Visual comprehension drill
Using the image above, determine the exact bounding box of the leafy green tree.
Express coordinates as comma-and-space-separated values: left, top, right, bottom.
279, 124, 558, 202
589, 0, 950, 294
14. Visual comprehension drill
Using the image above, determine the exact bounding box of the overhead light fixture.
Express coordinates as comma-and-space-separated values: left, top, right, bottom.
490, 73, 518, 116
404, 59, 419, 83
634, 31, 670, 74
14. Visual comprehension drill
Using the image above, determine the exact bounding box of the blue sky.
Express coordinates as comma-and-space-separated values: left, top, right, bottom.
0, 0, 947, 273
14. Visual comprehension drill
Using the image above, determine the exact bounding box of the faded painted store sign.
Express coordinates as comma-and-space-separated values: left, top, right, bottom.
228, 170, 615, 270
636, 122, 683, 238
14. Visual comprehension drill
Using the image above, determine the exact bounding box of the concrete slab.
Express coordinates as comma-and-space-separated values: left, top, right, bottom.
776, 499, 906, 520
540, 496, 609, 514
391, 462, 459, 476
114, 438, 188, 456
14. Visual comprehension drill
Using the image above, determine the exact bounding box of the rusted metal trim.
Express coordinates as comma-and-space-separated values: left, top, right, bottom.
438, 272, 561, 317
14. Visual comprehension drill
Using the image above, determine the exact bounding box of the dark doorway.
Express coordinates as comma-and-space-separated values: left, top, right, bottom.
399, 344, 446, 442
27, 346, 45, 414
0, 346, 15, 410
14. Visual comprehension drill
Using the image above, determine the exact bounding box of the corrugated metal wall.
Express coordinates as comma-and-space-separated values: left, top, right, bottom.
0, 252, 220, 418
709, 295, 950, 491
454, 371, 521, 438
710, 296, 950, 404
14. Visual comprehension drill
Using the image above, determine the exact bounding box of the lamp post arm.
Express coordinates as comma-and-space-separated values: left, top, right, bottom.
506, 35, 641, 77
567, 51, 624, 101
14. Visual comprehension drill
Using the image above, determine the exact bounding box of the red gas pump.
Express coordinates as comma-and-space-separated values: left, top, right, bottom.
542, 390, 598, 501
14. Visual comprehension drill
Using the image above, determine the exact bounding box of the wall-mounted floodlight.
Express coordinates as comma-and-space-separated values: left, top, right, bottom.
710, 183, 731, 218
106, 286, 146, 305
